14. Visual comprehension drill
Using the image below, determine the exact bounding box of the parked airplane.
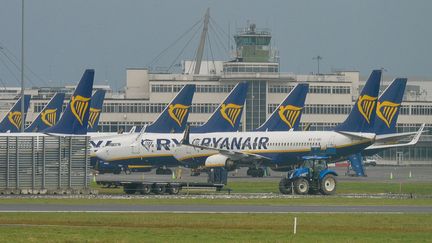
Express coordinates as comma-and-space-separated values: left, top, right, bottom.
89, 84, 196, 172
93, 82, 249, 173
87, 90, 106, 132
25, 92, 65, 132
0, 94, 31, 133
93, 69, 379, 178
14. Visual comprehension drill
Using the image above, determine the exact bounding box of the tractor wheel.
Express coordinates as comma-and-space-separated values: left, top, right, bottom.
320, 174, 337, 195
294, 178, 309, 195
279, 177, 292, 194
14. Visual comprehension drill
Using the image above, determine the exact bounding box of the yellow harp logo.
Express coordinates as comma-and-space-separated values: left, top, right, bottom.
357, 95, 377, 124
376, 101, 400, 128
41, 108, 57, 127
278, 105, 302, 129
220, 103, 243, 127
88, 108, 101, 128
168, 104, 190, 127
8, 111, 22, 130
70, 95, 91, 125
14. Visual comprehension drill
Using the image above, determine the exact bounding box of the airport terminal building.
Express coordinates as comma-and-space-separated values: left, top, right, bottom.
0, 25, 431, 164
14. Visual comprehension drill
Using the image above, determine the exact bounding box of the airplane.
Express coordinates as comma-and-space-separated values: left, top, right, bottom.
172, 70, 423, 181
0, 94, 31, 133
25, 92, 65, 132
87, 90, 106, 132
93, 81, 249, 173
89, 84, 196, 172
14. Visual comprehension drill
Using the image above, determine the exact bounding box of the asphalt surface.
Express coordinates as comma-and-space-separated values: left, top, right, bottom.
1, 204, 431, 213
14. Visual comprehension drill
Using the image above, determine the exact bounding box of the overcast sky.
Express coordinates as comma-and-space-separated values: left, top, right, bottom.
0, 0, 431, 90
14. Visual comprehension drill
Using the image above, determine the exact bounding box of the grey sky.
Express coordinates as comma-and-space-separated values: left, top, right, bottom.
0, 0, 431, 90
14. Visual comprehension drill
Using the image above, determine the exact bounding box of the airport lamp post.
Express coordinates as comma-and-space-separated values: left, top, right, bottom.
20, 0, 25, 132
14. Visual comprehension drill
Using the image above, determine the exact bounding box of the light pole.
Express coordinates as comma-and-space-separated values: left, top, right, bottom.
20, 0, 25, 132
313, 55, 322, 75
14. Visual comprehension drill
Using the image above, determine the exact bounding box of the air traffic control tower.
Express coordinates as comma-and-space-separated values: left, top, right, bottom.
223, 24, 280, 131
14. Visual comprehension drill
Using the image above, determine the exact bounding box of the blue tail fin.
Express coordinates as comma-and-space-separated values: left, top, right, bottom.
25, 93, 65, 132
87, 90, 106, 132
374, 78, 407, 135
256, 83, 309, 132
191, 82, 248, 133
145, 84, 195, 133
334, 70, 381, 133
43, 69, 95, 135
0, 94, 31, 133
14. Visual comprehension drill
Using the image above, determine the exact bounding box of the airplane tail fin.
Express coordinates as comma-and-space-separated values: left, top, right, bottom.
43, 69, 94, 135
191, 82, 248, 133
256, 83, 309, 131
0, 94, 31, 132
145, 84, 195, 133
25, 92, 65, 132
87, 90, 106, 132
334, 70, 381, 133
374, 78, 407, 135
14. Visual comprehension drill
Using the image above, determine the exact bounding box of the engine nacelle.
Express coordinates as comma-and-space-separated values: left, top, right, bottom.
205, 154, 235, 170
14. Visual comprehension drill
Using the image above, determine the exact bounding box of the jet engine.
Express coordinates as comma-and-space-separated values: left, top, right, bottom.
205, 154, 235, 170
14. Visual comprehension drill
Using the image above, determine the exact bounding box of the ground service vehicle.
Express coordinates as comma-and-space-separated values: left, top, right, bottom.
279, 157, 338, 195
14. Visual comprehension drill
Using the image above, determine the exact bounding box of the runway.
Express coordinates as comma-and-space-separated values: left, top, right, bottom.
0, 204, 431, 213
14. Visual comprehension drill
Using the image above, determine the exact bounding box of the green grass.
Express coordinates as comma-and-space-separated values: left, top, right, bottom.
227, 181, 432, 195
92, 181, 432, 195
0, 213, 431, 242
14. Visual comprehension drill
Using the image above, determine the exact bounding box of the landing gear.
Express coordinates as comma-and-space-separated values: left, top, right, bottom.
155, 167, 172, 175
247, 167, 265, 177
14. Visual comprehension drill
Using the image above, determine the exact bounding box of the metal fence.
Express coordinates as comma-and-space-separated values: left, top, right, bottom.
0, 135, 90, 194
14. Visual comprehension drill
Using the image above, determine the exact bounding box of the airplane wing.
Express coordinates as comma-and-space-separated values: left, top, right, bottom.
375, 125, 427, 143
365, 124, 424, 151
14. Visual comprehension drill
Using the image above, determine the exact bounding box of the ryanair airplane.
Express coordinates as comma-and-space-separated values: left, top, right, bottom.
93, 82, 249, 170
0, 94, 31, 132
88, 84, 196, 168
25, 92, 65, 132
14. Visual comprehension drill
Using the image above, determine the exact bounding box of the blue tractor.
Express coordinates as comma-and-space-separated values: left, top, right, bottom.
279, 155, 338, 195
